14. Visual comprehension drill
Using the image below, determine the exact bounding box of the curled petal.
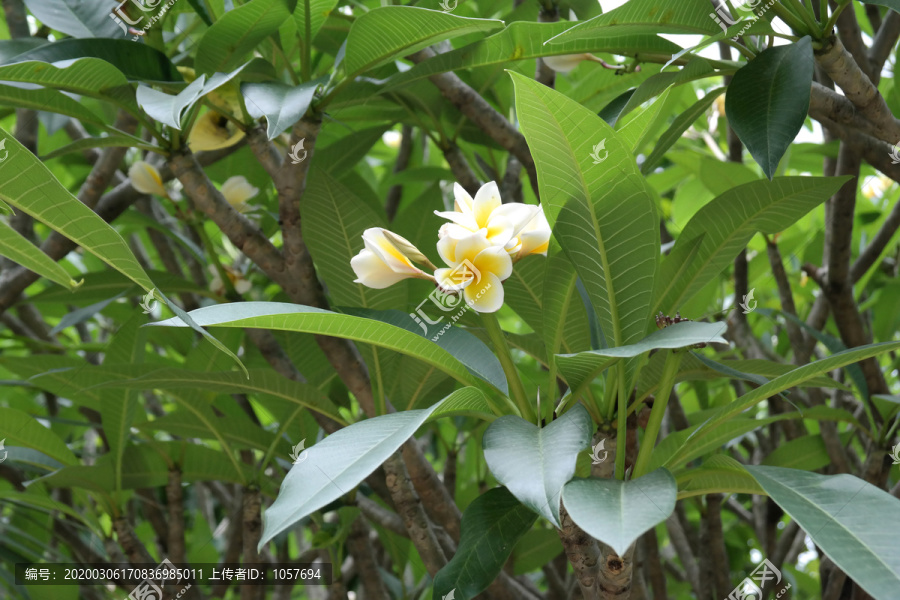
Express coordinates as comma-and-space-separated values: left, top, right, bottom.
472, 181, 502, 228
472, 245, 513, 281
128, 161, 167, 197
361, 228, 422, 275
351, 248, 411, 289
452, 182, 474, 213
221, 176, 259, 207
464, 272, 504, 313
189, 110, 245, 152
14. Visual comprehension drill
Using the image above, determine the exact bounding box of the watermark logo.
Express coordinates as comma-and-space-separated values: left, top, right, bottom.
109, 0, 179, 42
710, 0, 774, 40
0, 138, 8, 164
726, 558, 790, 600
289, 138, 308, 164
127, 558, 191, 600
442, 589, 456, 600
290, 439, 309, 464
0, 439, 6, 463
739, 288, 757, 314
590, 139, 609, 164
890, 443, 900, 465
409, 259, 490, 342
889, 142, 900, 165
140, 289, 158, 315
438, 0, 457, 11
591, 439, 608, 464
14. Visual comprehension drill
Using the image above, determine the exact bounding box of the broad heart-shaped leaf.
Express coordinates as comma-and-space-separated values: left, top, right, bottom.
667, 341, 900, 468
510, 72, 659, 358
483, 403, 593, 527
547, 0, 720, 41
195, 0, 295, 75
562, 469, 677, 556
654, 176, 851, 315
242, 80, 319, 139
0, 219, 80, 290
137, 76, 207, 129
258, 388, 486, 549
342, 6, 503, 77
380, 21, 680, 93
725, 37, 814, 179
150, 302, 502, 393
556, 321, 727, 398
746, 466, 900, 599
0, 129, 154, 292
0, 407, 77, 466
432, 487, 538, 600
22, 0, 125, 38
4, 38, 183, 82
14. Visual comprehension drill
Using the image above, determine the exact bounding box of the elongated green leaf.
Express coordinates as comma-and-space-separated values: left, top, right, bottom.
136, 409, 287, 454
669, 341, 900, 467
0, 82, 105, 127
652, 416, 779, 473
542, 250, 591, 357
0, 220, 80, 290
343, 6, 503, 77
0, 39, 48, 62
762, 433, 853, 471
4, 38, 183, 82
726, 37, 814, 178
294, 0, 339, 45
747, 466, 900, 600
557, 321, 727, 397
22, 0, 125, 38
258, 388, 486, 549
195, 0, 295, 74
641, 87, 726, 174
81, 365, 344, 422
619, 57, 721, 120
0, 59, 137, 112
510, 72, 659, 359
860, 0, 900, 13
676, 455, 764, 499
381, 21, 680, 93
655, 176, 851, 314
483, 404, 593, 527
242, 80, 319, 139
0, 129, 155, 292
433, 487, 538, 600
548, 0, 720, 41
41, 135, 159, 161
503, 254, 545, 335
0, 407, 76, 466
151, 302, 499, 392
562, 468, 677, 555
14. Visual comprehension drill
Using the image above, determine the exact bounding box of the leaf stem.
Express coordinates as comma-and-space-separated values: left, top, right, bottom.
482, 312, 535, 421
632, 350, 683, 479
822, 0, 851, 34
768, 2, 813, 35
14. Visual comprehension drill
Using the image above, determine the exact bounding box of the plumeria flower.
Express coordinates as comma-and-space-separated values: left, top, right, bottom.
220, 176, 259, 213
541, 53, 604, 73
189, 109, 245, 152
350, 228, 436, 289
435, 229, 512, 313
436, 181, 551, 260
208, 264, 252, 296
129, 161, 168, 198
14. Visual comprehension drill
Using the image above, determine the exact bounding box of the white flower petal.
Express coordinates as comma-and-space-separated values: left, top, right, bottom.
128, 161, 167, 196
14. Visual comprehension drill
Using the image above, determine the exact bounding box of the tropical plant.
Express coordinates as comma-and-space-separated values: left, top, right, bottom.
0, 0, 899, 599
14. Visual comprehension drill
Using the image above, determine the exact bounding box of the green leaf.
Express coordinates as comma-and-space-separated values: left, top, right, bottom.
0, 39, 48, 63
150, 302, 500, 392
676, 455, 764, 499
746, 466, 900, 600
562, 468, 677, 556
0, 407, 77, 466
343, 6, 503, 77
0, 59, 138, 113
40, 134, 159, 161
381, 20, 680, 92
0, 82, 106, 127
669, 341, 900, 468
195, 0, 294, 75
556, 321, 727, 398
22, 0, 125, 38
294, 0, 340, 46
548, 0, 720, 41
0, 219, 80, 290
81, 365, 344, 422
541, 250, 591, 357
762, 433, 853, 471
510, 72, 659, 358
860, 0, 900, 13
432, 487, 538, 600
725, 37, 814, 179
242, 80, 319, 139
483, 404, 593, 527
258, 388, 486, 549
0, 128, 155, 292
641, 87, 726, 174
4, 38, 183, 82
137, 76, 209, 129
654, 176, 851, 314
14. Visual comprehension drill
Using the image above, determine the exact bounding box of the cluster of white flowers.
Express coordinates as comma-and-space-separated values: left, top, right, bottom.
350, 181, 551, 313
